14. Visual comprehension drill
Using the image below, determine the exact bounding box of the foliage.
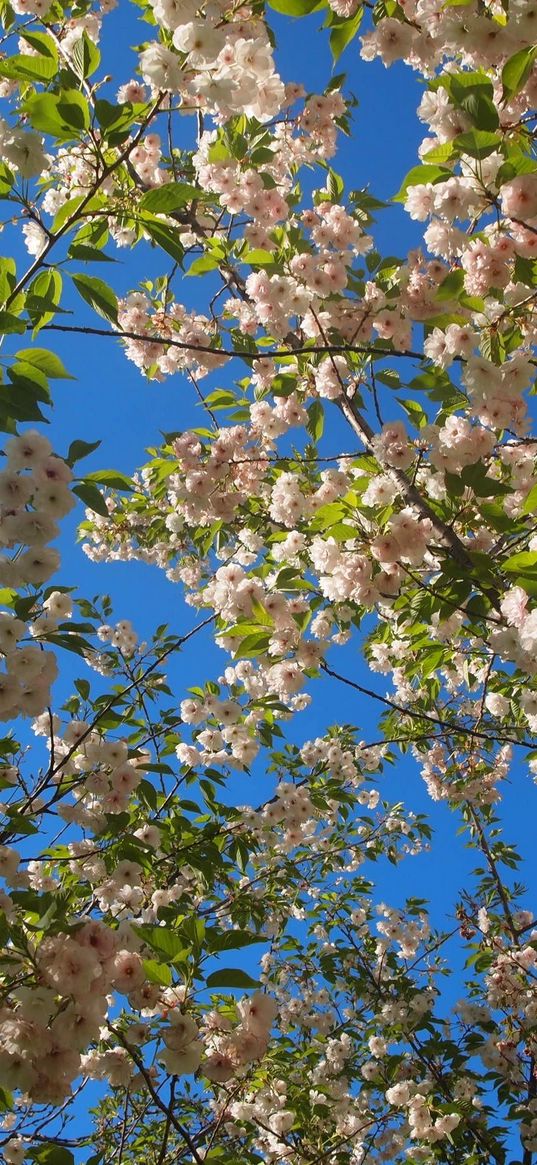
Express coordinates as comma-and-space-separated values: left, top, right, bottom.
0, 0, 534, 1163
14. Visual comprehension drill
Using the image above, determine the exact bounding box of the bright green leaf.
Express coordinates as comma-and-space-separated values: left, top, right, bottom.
140, 183, 200, 214
15, 349, 73, 379
84, 469, 133, 490
329, 6, 363, 63
501, 45, 537, 104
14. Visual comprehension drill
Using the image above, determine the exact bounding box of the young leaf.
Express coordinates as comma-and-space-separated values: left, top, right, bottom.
186, 254, 219, 276
24, 91, 90, 138
0, 53, 57, 82
84, 469, 133, 490
268, 0, 326, 12
329, 7, 363, 64
307, 400, 325, 441
140, 183, 200, 214
501, 45, 537, 104
394, 164, 451, 201
15, 349, 73, 379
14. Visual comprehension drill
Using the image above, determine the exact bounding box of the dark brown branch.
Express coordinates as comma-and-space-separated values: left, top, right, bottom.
321, 660, 536, 748
37, 321, 433, 363
466, 804, 519, 942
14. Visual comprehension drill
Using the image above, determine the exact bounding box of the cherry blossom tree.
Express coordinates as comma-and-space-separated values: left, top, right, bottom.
0, 0, 535, 1162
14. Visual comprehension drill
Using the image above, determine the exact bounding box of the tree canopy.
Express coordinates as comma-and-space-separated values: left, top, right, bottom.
0, 0, 535, 1163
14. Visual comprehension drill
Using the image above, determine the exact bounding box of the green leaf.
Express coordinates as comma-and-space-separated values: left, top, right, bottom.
503, 551, 537, 576
67, 438, 101, 466
501, 46, 537, 104
233, 631, 271, 657
94, 99, 146, 142
186, 254, 219, 276
398, 398, 427, 429
50, 195, 87, 234
376, 368, 400, 388
71, 274, 118, 324
28, 1145, 74, 1165
238, 247, 276, 267
84, 469, 133, 490
94, 99, 129, 129
204, 389, 240, 408
0, 257, 16, 305
442, 72, 499, 131
0, 370, 48, 423
514, 255, 537, 287
521, 483, 537, 516
460, 91, 499, 132
451, 129, 502, 159
307, 400, 325, 441
0, 1087, 13, 1113
327, 168, 344, 201
394, 164, 451, 201
68, 243, 115, 263
208, 929, 265, 953
0, 311, 25, 335
8, 361, 50, 403
69, 30, 101, 79
24, 91, 90, 139
445, 70, 492, 99
0, 164, 14, 198
268, 0, 326, 12
143, 958, 172, 986
57, 90, 90, 132
19, 30, 57, 59
0, 588, 18, 609
323, 522, 358, 540
446, 463, 511, 499
0, 52, 57, 82
140, 217, 185, 264
72, 482, 108, 517
14, 348, 73, 379
27, 269, 63, 332
206, 968, 260, 989
329, 6, 363, 63
250, 595, 274, 626
140, 182, 200, 214
421, 140, 456, 164
463, 470, 510, 497
436, 269, 465, 301
134, 925, 186, 961
496, 154, 537, 188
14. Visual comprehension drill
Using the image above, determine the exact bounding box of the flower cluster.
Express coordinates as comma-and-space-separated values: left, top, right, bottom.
0, 431, 75, 722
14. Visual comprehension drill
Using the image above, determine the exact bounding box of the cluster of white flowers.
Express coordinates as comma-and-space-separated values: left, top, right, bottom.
202, 992, 278, 1083
0, 120, 49, 179
140, 0, 285, 122
494, 586, 537, 676
117, 294, 229, 381
0, 432, 76, 722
